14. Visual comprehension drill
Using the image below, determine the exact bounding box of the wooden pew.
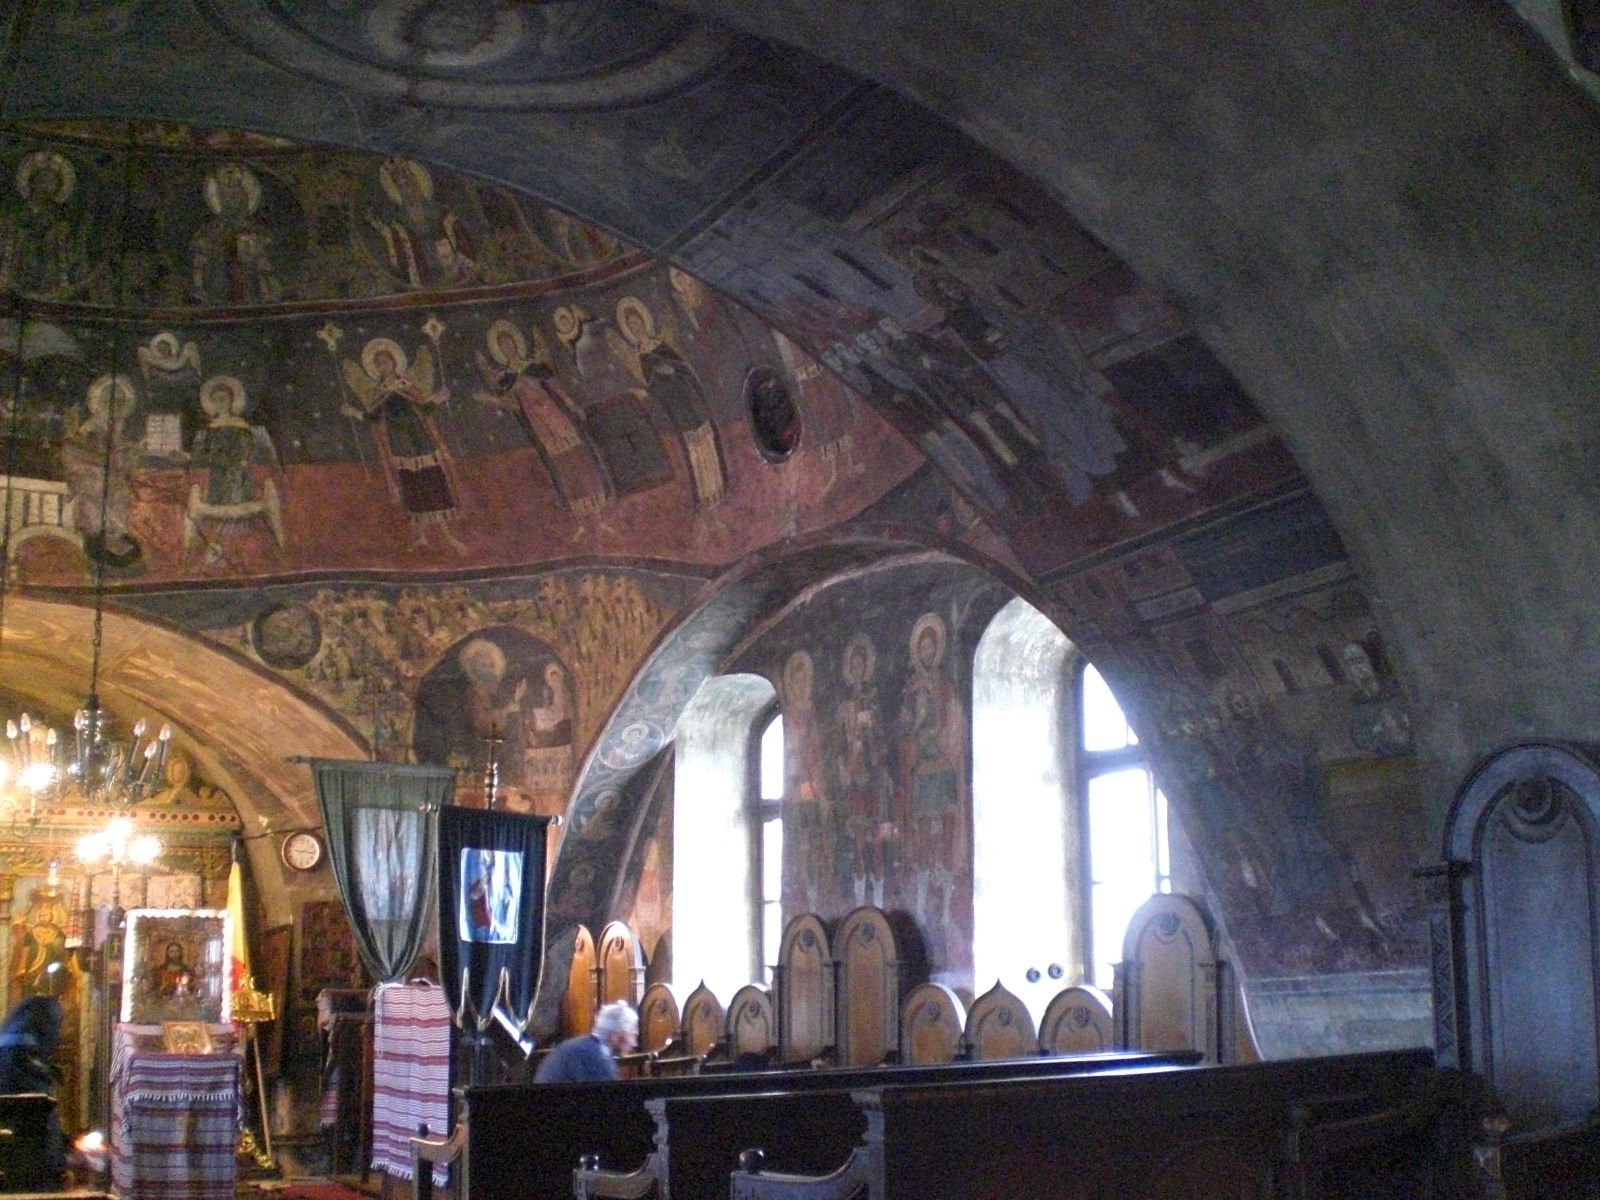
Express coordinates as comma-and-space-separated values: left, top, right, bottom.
418, 1049, 1198, 1200
571, 1051, 1202, 1200
726, 1049, 1475, 1200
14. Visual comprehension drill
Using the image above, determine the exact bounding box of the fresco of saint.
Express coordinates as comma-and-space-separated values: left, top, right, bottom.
473, 319, 609, 513
612, 295, 726, 507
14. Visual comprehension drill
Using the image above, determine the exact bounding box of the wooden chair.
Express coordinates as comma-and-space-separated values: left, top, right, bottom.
1038, 984, 1114, 1054
682, 982, 726, 1057
963, 980, 1037, 1061
562, 924, 598, 1036
775, 913, 834, 1066
638, 981, 681, 1054
832, 907, 899, 1067
899, 982, 966, 1065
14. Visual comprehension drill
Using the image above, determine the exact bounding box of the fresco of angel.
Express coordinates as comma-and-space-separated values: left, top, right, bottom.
341, 336, 465, 552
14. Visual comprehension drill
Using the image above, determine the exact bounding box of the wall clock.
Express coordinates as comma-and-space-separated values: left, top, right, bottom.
281, 830, 324, 872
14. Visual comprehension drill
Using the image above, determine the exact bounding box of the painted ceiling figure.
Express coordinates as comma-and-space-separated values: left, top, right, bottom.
136, 330, 203, 460
612, 294, 726, 507
367, 157, 476, 290
342, 336, 466, 552
190, 161, 282, 305
0, 149, 87, 298
64, 371, 142, 568
185, 373, 284, 565
473, 319, 610, 515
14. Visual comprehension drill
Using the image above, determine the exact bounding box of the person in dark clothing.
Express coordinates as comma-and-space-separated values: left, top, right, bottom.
0, 995, 66, 1188
533, 1001, 637, 1083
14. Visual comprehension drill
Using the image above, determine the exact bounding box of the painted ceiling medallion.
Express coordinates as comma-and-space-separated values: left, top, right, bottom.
201, 0, 733, 109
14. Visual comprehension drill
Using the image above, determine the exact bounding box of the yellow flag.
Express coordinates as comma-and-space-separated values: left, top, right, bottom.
226, 857, 250, 999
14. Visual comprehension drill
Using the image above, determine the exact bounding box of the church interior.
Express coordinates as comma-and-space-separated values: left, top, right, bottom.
0, 0, 1596, 1195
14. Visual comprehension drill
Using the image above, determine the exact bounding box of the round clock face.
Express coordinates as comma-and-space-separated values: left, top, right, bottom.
282, 831, 324, 871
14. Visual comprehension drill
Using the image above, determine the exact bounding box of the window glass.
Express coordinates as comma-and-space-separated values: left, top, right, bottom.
760, 713, 784, 800
1081, 662, 1137, 751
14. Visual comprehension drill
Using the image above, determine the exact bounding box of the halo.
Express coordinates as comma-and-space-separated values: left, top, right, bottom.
203, 163, 262, 216
458, 637, 506, 682
487, 319, 528, 367
201, 374, 246, 416
782, 649, 814, 702
361, 337, 409, 379
910, 613, 947, 669
551, 305, 584, 343
87, 373, 136, 417
841, 633, 876, 684
615, 296, 655, 345
16, 150, 75, 202
379, 156, 434, 205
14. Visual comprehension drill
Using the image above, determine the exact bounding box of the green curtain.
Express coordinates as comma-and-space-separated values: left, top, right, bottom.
311, 758, 454, 983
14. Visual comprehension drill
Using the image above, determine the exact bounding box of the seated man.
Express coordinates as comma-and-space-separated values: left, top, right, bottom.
534, 1001, 638, 1083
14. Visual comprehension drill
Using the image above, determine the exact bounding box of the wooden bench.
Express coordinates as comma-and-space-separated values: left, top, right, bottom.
725, 1049, 1475, 1200
571, 1051, 1200, 1200
413, 1049, 1198, 1200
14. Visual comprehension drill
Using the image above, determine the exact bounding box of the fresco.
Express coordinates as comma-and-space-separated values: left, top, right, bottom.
673, 88, 1301, 576
0, 126, 635, 308
126, 569, 693, 810
0, 127, 922, 587
1050, 490, 1427, 978
726, 561, 1009, 990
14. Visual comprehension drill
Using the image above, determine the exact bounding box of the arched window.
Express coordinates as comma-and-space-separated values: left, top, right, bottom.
1080, 660, 1170, 989
973, 598, 1172, 1011
672, 673, 776, 998
758, 711, 785, 980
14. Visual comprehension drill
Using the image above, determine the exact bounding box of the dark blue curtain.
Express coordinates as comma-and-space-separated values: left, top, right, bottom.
437, 806, 550, 1030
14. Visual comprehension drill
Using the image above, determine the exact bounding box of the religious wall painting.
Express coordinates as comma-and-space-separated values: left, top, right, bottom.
0, 148, 90, 298
0, 127, 638, 311
779, 649, 828, 914
895, 613, 971, 970
471, 318, 611, 514
183, 372, 285, 566
189, 161, 289, 305
413, 627, 576, 809
9, 874, 84, 1130
362, 157, 477, 291
339, 331, 466, 553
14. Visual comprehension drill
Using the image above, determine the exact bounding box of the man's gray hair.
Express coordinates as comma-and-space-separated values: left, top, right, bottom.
594, 1000, 638, 1038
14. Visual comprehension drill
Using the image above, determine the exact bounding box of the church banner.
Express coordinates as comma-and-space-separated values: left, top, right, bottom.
436, 806, 550, 1028
310, 758, 452, 983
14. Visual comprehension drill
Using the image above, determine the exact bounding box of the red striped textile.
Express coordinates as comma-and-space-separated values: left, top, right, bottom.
370, 981, 450, 1186
110, 1051, 239, 1199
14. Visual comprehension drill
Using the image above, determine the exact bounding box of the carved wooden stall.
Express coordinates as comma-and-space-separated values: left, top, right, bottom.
1114, 892, 1235, 1063
1038, 984, 1114, 1055
726, 984, 777, 1065
637, 982, 681, 1054
597, 920, 646, 1008
1423, 740, 1600, 1194
831, 907, 899, 1068
681, 982, 725, 1057
562, 925, 598, 1037
963, 981, 1037, 1061
775, 914, 833, 1066
898, 982, 965, 1066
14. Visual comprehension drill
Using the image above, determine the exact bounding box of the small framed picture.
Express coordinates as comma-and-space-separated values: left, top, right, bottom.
122, 908, 230, 1024
161, 1020, 214, 1055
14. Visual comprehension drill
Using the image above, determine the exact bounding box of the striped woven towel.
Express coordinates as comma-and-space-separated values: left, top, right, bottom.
111, 1052, 240, 1199
370, 981, 451, 1186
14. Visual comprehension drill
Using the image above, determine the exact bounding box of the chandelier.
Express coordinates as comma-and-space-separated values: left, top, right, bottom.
0, 136, 174, 838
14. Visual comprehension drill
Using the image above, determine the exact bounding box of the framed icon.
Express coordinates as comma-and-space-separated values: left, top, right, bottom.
122, 908, 229, 1025
161, 1020, 214, 1054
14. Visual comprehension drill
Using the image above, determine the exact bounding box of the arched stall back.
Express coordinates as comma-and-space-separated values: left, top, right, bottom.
1425, 740, 1600, 1130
